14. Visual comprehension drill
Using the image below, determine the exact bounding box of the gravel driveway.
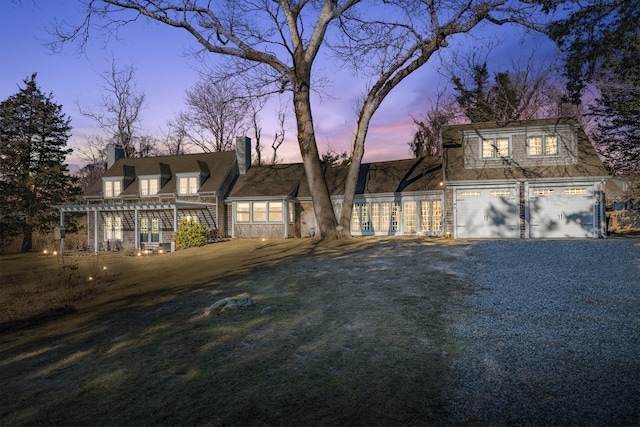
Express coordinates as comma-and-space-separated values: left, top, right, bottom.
446, 238, 640, 426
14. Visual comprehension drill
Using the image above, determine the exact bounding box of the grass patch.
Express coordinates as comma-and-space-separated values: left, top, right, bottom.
0, 237, 471, 425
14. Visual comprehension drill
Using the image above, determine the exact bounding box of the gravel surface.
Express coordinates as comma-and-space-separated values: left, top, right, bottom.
445, 238, 640, 426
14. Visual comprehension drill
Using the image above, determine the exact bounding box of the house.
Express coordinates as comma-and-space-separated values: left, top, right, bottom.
226, 156, 445, 239
441, 118, 610, 238
55, 118, 610, 251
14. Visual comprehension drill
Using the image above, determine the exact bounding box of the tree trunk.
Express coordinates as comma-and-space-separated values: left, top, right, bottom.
340, 104, 375, 237
21, 227, 33, 253
293, 78, 338, 240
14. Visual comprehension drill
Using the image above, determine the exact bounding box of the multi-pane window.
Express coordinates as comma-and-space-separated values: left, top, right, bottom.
104, 180, 122, 198
361, 203, 370, 231
105, 215, 123, 240
380, 202, 390, 232
432, 200, 442, 231
140, 178, 159, 196
288, 202, 295, 224
528, 135, 558, 156
564, 187, 587, 195
482, 137, 509, 158
391, 203, 401, 231
371, 203, 380, 232
268, 201, 283, 222
421, 200, 431, 231
404, 202, 417, 233
178, 176, 198, 195
236, 201, 286, 223
236, 202, 250, 222
252, 202, 267, 222
420, 200, 442, 233
351, 204, 361, 231
140, 217, 160, 243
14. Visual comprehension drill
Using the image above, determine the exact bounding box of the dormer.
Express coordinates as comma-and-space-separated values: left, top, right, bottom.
176, 160, 210, 196
139, 162, 171, 197
102, 164, 135, 198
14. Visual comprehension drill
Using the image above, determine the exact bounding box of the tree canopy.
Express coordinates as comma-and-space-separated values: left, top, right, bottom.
0, 74, 79, 252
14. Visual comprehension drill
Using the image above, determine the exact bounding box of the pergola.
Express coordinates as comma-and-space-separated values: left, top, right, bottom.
53, 201, 216, 255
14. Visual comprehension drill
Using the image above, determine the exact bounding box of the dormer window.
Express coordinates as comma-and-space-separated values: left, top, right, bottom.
178, 176, 199, 195
140, 177, 159, 196
482, 137, 510, 158
104, 179, 122, 198
528, 135, 558, 156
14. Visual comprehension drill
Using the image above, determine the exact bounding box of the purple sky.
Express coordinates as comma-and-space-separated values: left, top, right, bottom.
1, 1, 559, 168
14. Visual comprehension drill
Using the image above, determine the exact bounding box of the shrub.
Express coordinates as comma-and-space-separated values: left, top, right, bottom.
174, 218, 209, 249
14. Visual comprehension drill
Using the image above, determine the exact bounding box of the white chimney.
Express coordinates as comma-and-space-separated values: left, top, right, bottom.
107, 145, 125, 170
236, 136, 251, 175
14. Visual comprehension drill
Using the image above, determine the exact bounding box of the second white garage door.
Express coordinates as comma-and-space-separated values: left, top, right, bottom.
528, 186, 596, 238
456, 188, 520, 238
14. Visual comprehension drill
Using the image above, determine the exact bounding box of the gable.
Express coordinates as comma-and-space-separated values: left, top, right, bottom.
442, 118, 609, 182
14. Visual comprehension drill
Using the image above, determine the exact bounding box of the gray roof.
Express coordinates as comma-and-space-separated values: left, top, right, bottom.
228, 157, 443, 199
442, 118, 609, 182
85, 151, 237, 197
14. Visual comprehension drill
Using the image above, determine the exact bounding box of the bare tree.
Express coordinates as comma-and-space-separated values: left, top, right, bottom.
270, 103, 289, 165
77, 60, 146, 157
54, 1, 555, 240
334, 1, 551, 236
409, 92, 457, 158
181, 77, 251, 152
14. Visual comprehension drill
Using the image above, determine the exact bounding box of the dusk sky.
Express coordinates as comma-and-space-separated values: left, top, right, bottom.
1, 1, 559, 168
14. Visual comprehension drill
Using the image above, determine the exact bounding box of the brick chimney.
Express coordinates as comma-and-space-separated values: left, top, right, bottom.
107, 145, 125, 170
236, 136, 251, 175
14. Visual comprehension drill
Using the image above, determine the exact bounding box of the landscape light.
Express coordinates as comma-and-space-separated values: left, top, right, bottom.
43, 249, 48, 255
137, 252, 142, 257
103, 266, 107, 271
88, 276, 93, 281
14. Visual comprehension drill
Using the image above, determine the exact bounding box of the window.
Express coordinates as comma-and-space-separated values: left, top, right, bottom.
178, 176, 198, 195
371, 203, 380, 232
237, 201, 287, 223
564, 187, 587, 195
105, 215, 123, 240
181, 215, 199, 224
421, 200, 431, 231
380, 203, 390, 232
420, 200, 442, 232
490, 190, 511, 197
104, 180, 122, 198
268, 201, 283, 222
140, 217, 160, 243
252, 202, 267, 222
482, 137, 509, 158
361, 203, 370, 231
532, 189, 555, 196
460, 191, 481, 197
404, 202, 417, 233
432, 200, 442, 231
288, 202, 295, 224
237, 202, 250, 222
391, 203, 401, 231
528, 135, 558, 156
140, 178, 159, 196
351, 204, 361, 231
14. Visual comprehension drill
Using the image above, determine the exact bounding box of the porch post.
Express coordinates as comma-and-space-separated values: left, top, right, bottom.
135, 207, 139, 250
94, 210, 98, 255
59, 210, 65, 257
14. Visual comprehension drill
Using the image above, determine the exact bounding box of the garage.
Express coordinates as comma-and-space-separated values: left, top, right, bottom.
528, 186, 596, 238
455, 187, 520, 238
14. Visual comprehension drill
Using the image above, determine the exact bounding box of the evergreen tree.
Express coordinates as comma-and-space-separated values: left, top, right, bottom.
0, 74, 79, 252
548, 0, 639, 174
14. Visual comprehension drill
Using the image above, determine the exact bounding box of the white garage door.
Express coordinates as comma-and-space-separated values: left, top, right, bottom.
456, 188, 520, 238
529, 186, 595, 238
